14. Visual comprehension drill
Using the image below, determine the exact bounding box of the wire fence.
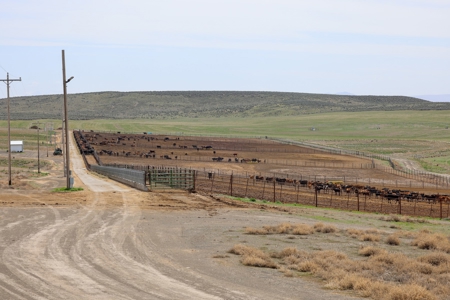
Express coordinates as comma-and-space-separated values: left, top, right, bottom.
193, 171, 450, 219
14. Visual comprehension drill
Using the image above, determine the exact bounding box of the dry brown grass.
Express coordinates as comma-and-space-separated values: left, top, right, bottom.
418, 252, 450, 267
360, 234, 381, 242
346, 228, 364, 238
314, 222, 338, 233
291, 224, 314, 235
347, 228, 384, 241
228, 244, 278, 269
411, 231, 450, 253
386, 234, 401, 246
245, 223, 315, 236
231, 242, 450, 299
358, 246, 387, 257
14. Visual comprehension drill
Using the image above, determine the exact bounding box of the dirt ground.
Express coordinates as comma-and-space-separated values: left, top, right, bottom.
0, 133, 449, 299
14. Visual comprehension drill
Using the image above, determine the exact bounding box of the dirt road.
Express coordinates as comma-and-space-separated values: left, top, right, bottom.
0, 135, 359, 299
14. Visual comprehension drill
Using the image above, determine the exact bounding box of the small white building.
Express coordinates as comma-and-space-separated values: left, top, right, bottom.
10, 140, 23, 152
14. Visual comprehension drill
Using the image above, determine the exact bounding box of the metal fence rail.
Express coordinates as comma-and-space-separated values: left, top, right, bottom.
104, 163, 195, 191
148, 168, 195, 190
90, 164, 148, 191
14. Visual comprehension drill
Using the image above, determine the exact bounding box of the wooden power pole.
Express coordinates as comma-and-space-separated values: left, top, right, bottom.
1, 73, 22, 185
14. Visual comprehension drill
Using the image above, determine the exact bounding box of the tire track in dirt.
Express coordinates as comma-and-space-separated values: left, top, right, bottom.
2, 191, 223, 299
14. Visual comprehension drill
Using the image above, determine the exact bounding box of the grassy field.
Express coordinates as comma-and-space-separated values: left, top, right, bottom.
1, 109, 450, 173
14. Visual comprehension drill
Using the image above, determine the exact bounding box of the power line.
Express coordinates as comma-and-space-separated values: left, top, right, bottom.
0, 64, 7, 73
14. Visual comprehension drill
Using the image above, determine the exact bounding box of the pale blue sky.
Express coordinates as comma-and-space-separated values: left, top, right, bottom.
0, 0, 449, 98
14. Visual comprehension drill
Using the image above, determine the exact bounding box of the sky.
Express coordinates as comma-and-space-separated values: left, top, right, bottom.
0, 0, 449, 99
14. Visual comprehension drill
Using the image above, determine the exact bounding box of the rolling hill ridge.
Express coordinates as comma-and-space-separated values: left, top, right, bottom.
2, 91, 450, 120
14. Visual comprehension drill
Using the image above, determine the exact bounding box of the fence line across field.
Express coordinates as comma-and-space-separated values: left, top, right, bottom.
106, 162, 450, 191
194, 171, 450, 219
83, 157, 450, 219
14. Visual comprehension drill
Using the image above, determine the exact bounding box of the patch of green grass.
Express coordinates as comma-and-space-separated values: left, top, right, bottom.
52, 187, 84, 192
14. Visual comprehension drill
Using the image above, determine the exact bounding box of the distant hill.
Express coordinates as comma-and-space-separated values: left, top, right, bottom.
2, 91, 450, 120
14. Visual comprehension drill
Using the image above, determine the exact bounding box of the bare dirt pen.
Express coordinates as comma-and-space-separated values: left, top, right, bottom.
87, 131, 437, 188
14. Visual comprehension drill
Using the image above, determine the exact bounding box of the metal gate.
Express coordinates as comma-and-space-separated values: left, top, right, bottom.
148, 168, 195, 190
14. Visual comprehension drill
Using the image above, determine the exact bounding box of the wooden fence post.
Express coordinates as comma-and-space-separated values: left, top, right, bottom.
230, 174, 233, 196
279, 184, 283, 203
357, 192, 360, 211
315, 188, 318, 207
210, 173, 215, 193
262, 181, 266, 199
273, 180, 276, 202
245, 178, 249, 197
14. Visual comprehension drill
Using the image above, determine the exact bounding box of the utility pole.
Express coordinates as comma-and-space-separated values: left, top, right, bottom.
46, 122, 53, 157
1, 73, 22, 185
62, 50, 74, 189
32, 122, 41, 173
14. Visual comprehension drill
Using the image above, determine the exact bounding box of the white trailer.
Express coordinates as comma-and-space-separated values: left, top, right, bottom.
10, 140, 23, 152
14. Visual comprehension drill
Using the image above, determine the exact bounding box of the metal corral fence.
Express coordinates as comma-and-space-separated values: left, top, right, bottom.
106, 163, 450, 191
194, 171, 450, 220
101, 163, 450, 219
104, 164, 195, 191
269, 137, 450, 185
90, 164, 148, 191
148, 167, 195, 190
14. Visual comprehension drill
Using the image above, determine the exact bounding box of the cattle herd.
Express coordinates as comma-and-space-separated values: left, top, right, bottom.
247, 175, 450, 205
73, 131, 263, 163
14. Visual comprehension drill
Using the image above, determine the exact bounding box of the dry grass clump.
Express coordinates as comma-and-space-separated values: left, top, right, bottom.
291, 224, 314, 235
386, 234, 401, 246
314, 222, 338, 233
245, 223, 315, 236
418, 252, 450, 267
346, 228, 364, 238
347, 228, 383, 241
240, 255, 278, 268
411, 231, 450, 252
358, 246, 387, 257
228, 244, 277, 268
360, 234, 381, 242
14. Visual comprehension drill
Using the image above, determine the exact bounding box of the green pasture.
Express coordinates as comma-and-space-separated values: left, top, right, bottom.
1, 110, 450, 174
1, 111, 450, 141
0, 125, 56, 151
